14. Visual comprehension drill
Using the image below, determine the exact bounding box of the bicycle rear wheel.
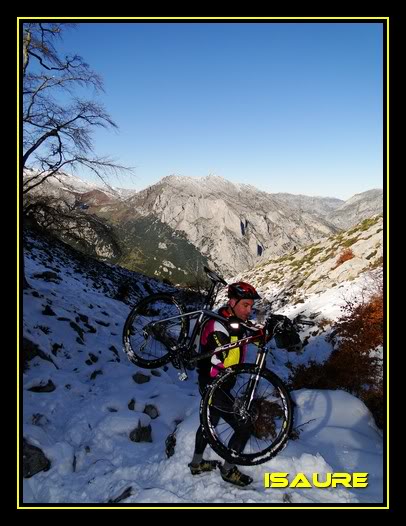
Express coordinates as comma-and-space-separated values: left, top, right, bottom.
200, 364, 293, 465
123, 293, 189, 368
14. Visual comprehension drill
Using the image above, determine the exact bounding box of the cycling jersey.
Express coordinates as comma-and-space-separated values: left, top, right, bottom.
197, 306, 262, 392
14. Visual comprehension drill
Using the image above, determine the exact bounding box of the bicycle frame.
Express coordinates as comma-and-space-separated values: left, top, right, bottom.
149, 305, 270, 387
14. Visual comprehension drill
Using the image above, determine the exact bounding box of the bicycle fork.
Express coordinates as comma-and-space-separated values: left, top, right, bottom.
243, 346, 267, 413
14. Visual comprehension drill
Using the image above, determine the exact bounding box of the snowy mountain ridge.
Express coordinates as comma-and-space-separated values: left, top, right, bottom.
23, 168, 137, 201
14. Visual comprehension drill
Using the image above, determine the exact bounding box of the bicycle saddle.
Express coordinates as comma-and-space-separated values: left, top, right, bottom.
204, 266, 227, 285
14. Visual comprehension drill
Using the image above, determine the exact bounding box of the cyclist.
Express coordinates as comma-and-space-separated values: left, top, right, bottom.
188, 281, 263, 487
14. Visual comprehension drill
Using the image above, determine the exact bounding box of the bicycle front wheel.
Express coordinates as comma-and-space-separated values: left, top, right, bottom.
200, 364, 293, 465
123, 293, 189, 368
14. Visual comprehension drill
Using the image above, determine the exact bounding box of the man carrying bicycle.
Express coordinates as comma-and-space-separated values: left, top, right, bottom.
188, 281, 262, 487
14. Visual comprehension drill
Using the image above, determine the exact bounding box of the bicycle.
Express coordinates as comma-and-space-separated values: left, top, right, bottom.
122, 266, 313, 466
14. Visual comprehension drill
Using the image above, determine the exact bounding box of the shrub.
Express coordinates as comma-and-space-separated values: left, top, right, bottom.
334, 248, 354, 268
342, 237, 359, 248
288, 272, 384, 428
317, 317, 332, 331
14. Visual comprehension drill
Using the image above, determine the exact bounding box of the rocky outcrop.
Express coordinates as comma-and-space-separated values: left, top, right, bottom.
227, 215, 383, 310
23, 438, 51, 478
128, 175, 344, 277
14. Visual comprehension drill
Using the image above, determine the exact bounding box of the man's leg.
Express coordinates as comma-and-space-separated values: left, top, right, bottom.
209, 389, 253, 487
188, 411, 222, 475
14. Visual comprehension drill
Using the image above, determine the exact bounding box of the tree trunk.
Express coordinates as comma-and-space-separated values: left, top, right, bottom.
21, 231, 31, 290
22, 253, 30, 289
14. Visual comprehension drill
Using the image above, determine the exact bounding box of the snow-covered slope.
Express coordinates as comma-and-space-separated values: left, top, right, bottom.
21, 229, 383, 505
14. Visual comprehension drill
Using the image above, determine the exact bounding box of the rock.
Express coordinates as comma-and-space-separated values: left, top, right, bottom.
22, 338, 59, 371
129, 421, 152, 443
132, 372, 150, 384
69, 321, 85, 340
95, 319, 109, 327
283, 493, 293, 503
27, 380, 56, 393
33, 271, 61, 282
90, 370, 103, 380
165, 432, 176, 458
109, 345, 120, 361
22, 438, 51, 478
108, 486, 133, 503
51, 343, 63, 356
78, 313, 89, 324
42, 305, 56, 316
143, 404, 159, 419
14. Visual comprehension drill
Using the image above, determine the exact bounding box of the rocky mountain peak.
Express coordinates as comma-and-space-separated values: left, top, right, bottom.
128, 175, 345, 277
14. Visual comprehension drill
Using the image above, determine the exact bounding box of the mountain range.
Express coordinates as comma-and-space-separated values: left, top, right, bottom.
23, 170, 383, 283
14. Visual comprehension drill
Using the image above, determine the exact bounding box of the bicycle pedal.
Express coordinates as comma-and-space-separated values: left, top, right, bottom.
178, 372, 188, 381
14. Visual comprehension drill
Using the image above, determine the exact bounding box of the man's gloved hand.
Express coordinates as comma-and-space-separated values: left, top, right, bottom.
265, 314, 287, 340
244, 319, 263, 330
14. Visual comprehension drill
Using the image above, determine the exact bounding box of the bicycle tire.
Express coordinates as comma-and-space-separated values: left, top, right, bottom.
200, 364, 293, 465
123, 293, 189, 368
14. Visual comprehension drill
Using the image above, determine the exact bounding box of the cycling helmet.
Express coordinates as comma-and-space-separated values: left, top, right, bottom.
228, 281, 261, 300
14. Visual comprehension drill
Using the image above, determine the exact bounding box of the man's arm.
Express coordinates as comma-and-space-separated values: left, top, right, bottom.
206, 329, 230, 377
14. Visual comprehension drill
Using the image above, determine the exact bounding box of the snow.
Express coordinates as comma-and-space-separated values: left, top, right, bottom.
23, 168, 136, 200
21, 232, 384, 505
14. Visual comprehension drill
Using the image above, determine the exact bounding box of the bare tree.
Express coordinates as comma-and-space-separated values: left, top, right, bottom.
21, 22, 134, 286
22, 22, 133, 191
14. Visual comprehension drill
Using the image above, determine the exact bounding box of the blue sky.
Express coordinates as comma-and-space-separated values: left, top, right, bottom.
57, 20, 383, 200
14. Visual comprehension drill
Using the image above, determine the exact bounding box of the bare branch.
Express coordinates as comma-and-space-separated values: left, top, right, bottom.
22, 22, 133, 194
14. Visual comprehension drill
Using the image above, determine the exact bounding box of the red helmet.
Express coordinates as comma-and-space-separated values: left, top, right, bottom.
228, 281, 261, 300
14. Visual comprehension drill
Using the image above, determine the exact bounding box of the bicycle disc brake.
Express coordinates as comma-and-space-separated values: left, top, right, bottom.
232, 396, 252, 425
